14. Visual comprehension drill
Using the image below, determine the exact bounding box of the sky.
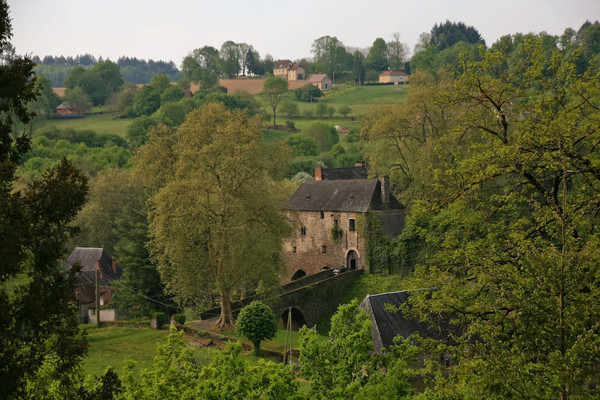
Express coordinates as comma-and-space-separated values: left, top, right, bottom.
8, 0, 600, 67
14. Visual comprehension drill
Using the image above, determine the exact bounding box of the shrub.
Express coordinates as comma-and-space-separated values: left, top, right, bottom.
236, 301, 277, 355
172, 313, 186, 325
152, 312, 166, 328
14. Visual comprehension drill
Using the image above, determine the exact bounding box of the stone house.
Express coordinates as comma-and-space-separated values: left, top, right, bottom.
281, 164, 405, 282
65, 247, 122, 323
379, 71, 409, 84
273, 60, 305, 80
308, 74, 332, 90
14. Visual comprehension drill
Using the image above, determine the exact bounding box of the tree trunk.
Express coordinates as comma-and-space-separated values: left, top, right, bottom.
217, 289, 235, 330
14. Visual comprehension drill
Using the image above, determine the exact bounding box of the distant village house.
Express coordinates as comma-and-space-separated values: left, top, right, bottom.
273, 59, 305, 81
379, 71, 409, 84
55, 101, 75, 115
65, 247, 122, 323
308, 74, 332, 90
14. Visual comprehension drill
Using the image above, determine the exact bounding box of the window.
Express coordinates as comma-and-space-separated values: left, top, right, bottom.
300, 226, 307, 236
334, 219, 339, 227
322, 245, 327, 253
293, 246, 297, 253
349, 218, 356, 232
320, 211, 324, 219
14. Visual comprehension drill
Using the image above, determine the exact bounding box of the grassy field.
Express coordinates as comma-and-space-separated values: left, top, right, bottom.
81, 323, 326, 379
81, 324, 170, 377
37, 114, 131, 137
34, 84, 406, 142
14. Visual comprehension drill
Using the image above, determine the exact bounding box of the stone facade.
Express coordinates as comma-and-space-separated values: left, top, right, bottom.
281, 165, 405, 282
282, 210, 366, 279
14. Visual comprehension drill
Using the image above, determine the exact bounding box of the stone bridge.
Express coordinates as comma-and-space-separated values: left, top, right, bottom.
200, 269, 363, 330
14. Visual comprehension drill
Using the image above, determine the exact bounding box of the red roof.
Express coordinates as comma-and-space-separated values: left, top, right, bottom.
274, 59, 292, 69
379, 71, 408, 77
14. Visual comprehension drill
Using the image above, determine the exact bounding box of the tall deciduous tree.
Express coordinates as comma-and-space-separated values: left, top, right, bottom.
367, 37, 389, 71
262, 76, 288, 128
387, 32, 409, 71
142, 103, 291, 329
311, 35, 345, 77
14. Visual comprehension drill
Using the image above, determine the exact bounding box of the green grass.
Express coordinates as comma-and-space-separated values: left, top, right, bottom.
220, 327, 328, 354
36, 114, 132, 137
81, 324, 169, 377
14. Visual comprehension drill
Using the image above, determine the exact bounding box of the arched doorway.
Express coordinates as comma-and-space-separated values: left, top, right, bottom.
291, 269, 306, 281
347, 250, 359, 270
281, 307, 307, 331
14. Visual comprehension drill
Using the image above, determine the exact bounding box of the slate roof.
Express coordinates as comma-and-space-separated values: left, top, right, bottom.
283, 179, 383, 212
65, 247, 122, 287
322, 166, 368, 180
360, 291, 449, 350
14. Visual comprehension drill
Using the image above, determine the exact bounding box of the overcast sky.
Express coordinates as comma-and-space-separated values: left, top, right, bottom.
8, 0, 600, 67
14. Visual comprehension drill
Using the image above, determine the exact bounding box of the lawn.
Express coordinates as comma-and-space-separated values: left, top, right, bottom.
81, 324, 170, 378
37, 114, 132, 138
81, 324, 326, 379
220, 326, 328, 355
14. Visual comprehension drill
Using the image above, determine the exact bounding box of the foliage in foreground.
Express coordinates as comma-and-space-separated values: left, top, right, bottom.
362, 36, 600, 398
299, 301, 414, 400
120, 327, 302, 400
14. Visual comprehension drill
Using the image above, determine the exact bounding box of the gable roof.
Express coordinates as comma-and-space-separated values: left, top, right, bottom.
65, 247, 122, 286
274, 59, 292, 69
308, 74, 329, 83
283, 179, 383, 212
290, 63, 303, 71
360, 291, 450, 350
322, 166, 368, 180
379, 71, 408, 77
56, 101, 74, 110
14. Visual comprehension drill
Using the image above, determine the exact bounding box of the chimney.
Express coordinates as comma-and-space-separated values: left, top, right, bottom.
379, 176, 390, 205
112, 260, 117, 273
315, 165, 322, 181
355, 161, 363, 167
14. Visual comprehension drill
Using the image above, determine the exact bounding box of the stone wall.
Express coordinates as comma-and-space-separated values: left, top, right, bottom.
282, 210, 366, 281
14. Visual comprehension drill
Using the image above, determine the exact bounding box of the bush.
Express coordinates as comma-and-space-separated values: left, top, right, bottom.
172, 313, 186, 325
303, 122, 339, 153
236, 301, 277, 355
286, 120, 296, 129
295, 83, 323, 101
152, 312, 166, 328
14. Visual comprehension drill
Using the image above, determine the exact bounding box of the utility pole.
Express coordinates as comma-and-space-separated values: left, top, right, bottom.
95, 265, 101, 328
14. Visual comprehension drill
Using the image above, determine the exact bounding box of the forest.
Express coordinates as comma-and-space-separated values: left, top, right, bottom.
2, 0, 600, 396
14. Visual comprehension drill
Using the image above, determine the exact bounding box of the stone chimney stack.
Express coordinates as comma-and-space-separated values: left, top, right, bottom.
315, 165, 322, 181
379, 176, 390, 205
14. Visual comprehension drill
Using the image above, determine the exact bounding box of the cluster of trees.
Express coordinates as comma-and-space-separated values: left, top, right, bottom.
63, 60, 123, 107
180, 41, 274, 88
34, 55, 181, 87
359, 33, 600, 397
309, 33, 410, 85
409, 19, 600, 76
